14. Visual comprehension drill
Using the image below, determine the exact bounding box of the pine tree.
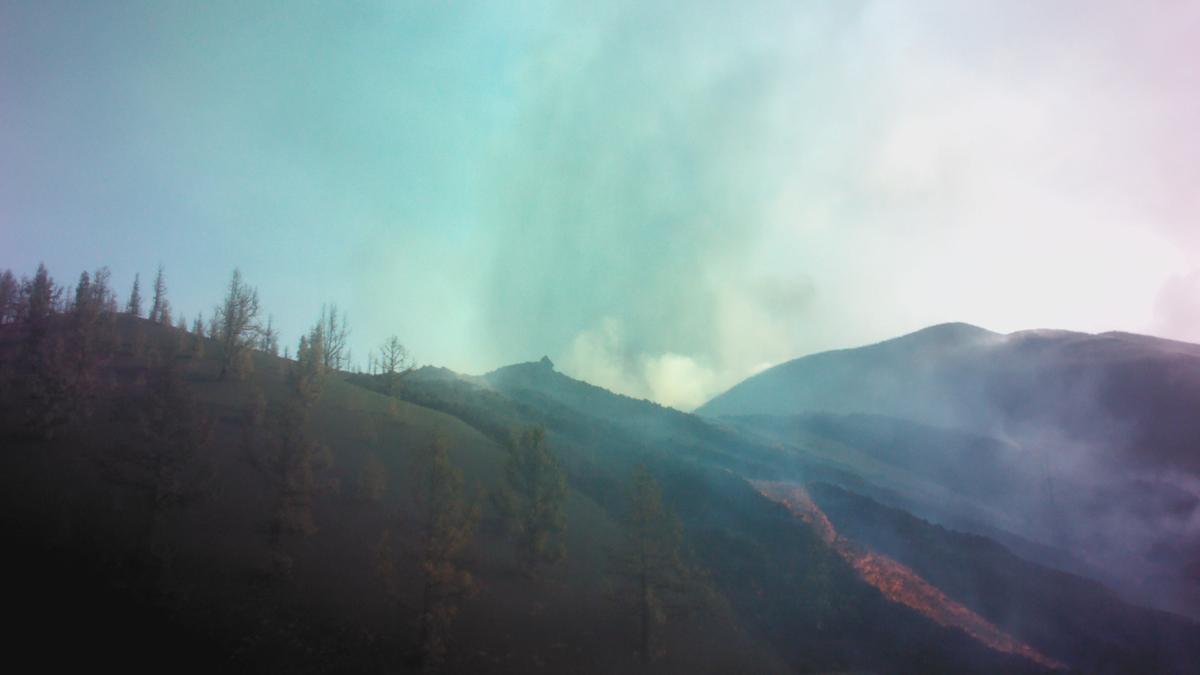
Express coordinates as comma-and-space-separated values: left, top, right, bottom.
15, 265, 103, 440
70, 270, 101, 372
0, 269, 18, 325
376, 437, 479, 672
24, 262, 59, 350
243, 389, 329, 580
612, 464, 693, 663
259, 315, 279, 356
73, 270, 92, 313
494, 426, 568, 578
190, 313, 205, 357
101, 356, 213, 574
126, 272, 143, 317
290, 327, 326, 406
175, 314, 190, 353
149, 265, 169, 324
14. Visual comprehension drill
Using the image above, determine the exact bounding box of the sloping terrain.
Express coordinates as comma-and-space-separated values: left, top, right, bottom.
697, 324, 1200, 619
4, 317, 1199, 673
806, 482, 1200, 675
1, 318, 784, 673
364, 356, 1200, 673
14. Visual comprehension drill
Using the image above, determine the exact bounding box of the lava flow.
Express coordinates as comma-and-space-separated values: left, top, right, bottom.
753, 480, 1066, 671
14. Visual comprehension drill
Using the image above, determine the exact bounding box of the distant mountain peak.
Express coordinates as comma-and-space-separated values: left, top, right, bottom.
897, 322, 998, 343
485, 355, 562, 382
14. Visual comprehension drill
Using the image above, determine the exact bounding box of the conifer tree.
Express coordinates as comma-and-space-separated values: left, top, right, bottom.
377, 437, 479, 672
0, 269, 17, 324
243, 331, 332, 580
12, 264, 109, 440
190, 313, 205, 357
102, 355, 213, 571
127, 272, 143, 317
149, 265, 169, 324
175, 314, 190, 353
494, 426, 568, 578
92, 266, 117, 314
259, 315, 279, 356
243, 394, 328, 579
24, 262, 58, 350
612, 465, 692, 663
73, 270, 92, 313
290, 326, 326, 406
70, 270, 101, 371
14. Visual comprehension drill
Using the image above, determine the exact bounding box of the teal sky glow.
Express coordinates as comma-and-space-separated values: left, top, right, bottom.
3, 1, 1199, 409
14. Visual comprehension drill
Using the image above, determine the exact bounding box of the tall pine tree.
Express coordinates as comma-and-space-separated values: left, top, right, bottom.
126, 272, 143, 317
494, 426, 568, 578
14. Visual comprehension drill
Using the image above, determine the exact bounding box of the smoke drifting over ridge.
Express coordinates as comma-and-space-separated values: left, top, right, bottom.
479, 1, 834, 408
478, 0, 1200, 408
2, 2, 1199, 407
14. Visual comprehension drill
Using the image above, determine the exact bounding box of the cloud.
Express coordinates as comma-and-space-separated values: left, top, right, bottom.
5, 1, 1199, 400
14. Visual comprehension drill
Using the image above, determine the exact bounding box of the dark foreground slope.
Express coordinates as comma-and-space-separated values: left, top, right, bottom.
0, 318, 783, 674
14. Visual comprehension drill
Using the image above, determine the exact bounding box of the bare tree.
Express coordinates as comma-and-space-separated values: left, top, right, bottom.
316, 304, 349, 371
214, 269, 261, 380
378, 335, 413, 395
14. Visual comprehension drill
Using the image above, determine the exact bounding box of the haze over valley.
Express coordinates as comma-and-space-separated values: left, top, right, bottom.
2, 2, 1199, 673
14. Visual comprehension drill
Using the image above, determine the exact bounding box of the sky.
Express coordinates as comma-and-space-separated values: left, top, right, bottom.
2, 1, 1199, 410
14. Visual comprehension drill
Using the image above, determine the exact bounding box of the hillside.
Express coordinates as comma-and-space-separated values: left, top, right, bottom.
361, 353, 1200, 673
4, 311, 1199, 673
1, 317, 787, 673
697, 324, 1200, 620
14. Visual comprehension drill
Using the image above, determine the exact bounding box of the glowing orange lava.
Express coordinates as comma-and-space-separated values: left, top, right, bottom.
753, 481, 1066, 671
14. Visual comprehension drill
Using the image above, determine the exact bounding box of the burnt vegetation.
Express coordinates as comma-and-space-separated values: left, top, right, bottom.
2, 261, 1198, 674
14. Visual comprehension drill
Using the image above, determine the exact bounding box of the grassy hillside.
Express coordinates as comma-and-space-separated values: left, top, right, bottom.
0, 317, 787, 673
6, 314, 1193, 673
